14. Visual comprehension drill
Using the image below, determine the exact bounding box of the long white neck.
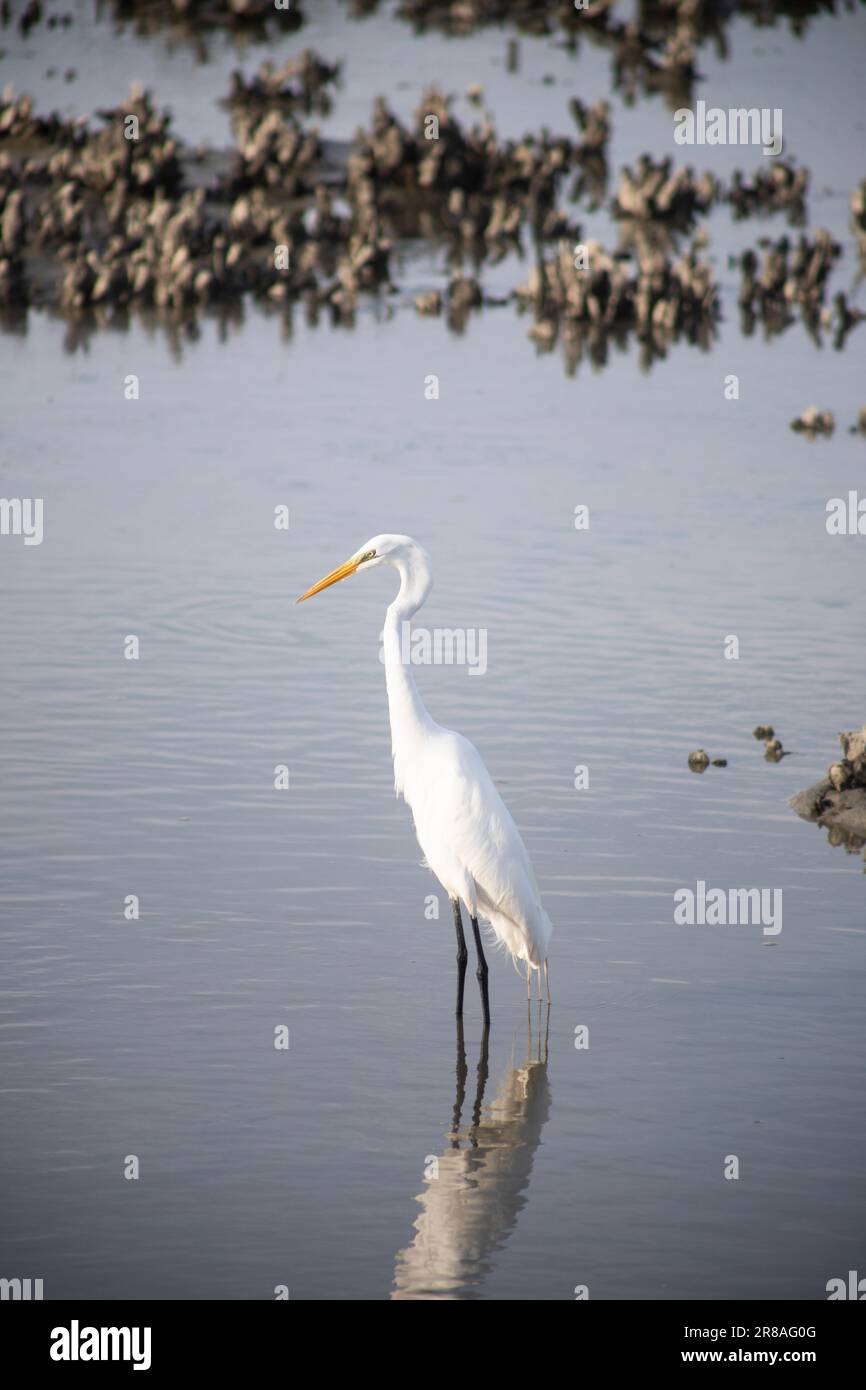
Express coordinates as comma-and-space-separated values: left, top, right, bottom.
382, 549, 437, 797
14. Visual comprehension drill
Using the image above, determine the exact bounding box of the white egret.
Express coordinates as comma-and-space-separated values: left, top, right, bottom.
297, 535, 552, 1025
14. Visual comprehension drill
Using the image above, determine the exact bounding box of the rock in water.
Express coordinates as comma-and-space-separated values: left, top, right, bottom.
790, 723, 866, 855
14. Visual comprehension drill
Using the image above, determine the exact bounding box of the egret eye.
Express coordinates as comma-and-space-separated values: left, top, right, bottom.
360, 550, 376, 562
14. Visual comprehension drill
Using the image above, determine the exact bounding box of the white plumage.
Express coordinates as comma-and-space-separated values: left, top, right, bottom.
298, 534, 552, 1017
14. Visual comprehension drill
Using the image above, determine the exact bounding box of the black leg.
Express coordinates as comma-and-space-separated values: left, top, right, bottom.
452, 898, 468, 1017
450, 1017, 467, 1148
470, 915, 491, 1027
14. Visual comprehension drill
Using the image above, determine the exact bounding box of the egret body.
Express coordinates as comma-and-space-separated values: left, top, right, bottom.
298, 535, 553, 1024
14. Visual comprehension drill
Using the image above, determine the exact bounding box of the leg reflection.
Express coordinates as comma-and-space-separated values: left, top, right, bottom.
391, 1017, 552, 1299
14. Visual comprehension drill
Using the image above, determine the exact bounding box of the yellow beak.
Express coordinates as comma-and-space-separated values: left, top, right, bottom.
296, 555, 363, 603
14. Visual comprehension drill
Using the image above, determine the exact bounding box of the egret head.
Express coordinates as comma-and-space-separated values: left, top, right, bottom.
296, 534, 421, 603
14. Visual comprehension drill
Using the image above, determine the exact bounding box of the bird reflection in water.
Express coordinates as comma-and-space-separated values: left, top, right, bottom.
391, 1008, 551, 1300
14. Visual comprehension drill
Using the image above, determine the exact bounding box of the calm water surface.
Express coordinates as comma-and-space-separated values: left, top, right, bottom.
1, 4, 865, 1300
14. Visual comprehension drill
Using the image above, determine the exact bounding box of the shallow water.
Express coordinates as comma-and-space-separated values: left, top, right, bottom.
1, 4, 865, 1300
